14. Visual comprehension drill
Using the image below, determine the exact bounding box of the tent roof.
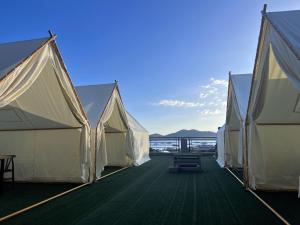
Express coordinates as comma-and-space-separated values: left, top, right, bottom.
0, 37, 49, 79
230, 73, 252, 119
75, 83, 116, 128
266, 10, 300, 58
126, 111, 148, 133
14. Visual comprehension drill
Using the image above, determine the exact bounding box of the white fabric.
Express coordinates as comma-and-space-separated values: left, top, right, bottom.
216, 125, 225, 167
246, 10, 300, 190
231, 74, 252, 119
0, 38, 48, 79
76, 84, 149, 179
225, 74, 252, 168
126, 112, 150, 166
75, 84, 115, 128
0, 38, 91, 183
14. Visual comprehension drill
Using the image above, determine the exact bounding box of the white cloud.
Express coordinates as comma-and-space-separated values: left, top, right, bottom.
156, 99, 200, 108
153, 77, 228, 120
210, 78, 228, 87
199, 109, 222, 116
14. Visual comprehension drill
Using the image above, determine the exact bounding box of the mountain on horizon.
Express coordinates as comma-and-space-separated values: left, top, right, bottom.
150, 129, 216, 138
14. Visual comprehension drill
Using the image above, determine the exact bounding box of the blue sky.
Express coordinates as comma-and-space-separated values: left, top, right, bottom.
1, 0, 300, 134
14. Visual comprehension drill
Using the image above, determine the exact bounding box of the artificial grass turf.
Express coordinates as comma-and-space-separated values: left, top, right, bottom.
2, 156, 283, 225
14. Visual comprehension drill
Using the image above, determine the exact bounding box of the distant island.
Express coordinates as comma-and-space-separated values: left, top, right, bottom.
150, 129, 216, 138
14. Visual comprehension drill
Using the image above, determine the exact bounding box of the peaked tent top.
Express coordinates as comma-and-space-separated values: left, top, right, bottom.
266, 10, 300, 58
75, 83, 116, 128
126, 111, 148, 133
0, 37, 50, 79
230, 73, 252, 120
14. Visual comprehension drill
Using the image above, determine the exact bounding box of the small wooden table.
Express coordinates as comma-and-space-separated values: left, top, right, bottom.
0, 155, 16, 194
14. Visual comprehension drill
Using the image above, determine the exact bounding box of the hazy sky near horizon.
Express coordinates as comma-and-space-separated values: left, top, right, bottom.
1, 0, 300, 134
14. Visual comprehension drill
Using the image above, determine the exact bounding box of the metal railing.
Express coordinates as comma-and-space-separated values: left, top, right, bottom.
149, 136, 216, 153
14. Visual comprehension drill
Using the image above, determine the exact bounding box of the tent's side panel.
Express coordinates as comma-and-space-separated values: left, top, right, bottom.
126, 112, 150, 166
0, 128, 83, 183
226, 130, 240, 167
131, 130, 150, 166
216, 126, 225, 167
247, 124, 300, 190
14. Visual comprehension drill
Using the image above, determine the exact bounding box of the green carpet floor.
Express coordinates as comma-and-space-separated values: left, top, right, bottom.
1, 156, 284, 225
230, 167, 300, 225
0, 166, 121, 218
0, 183, 77, 217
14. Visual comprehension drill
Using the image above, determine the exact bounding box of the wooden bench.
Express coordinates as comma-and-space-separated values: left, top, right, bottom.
169, 154, 202, 173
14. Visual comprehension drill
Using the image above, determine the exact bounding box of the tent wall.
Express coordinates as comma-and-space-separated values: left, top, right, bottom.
225, 74, 251, 168
247, 125, 300, 190
226, 94, 242, 168
130, 130, 150, 166
216, 125, 225, 167
225, 130, 241, 168
126, 112, 150, 166
246, 10, 300, 190
0, 129, 82, 182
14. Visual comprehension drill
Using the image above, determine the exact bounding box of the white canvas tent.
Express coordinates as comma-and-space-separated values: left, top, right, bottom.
76, 83, 149, 179
245, 7, 300, 190
126, 111, 150, 166
225, 73, 252, 168
0, 36, 91, 183
216, 125, 225, 167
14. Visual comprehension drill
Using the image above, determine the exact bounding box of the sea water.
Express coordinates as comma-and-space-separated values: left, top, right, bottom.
150, 139, 216, 152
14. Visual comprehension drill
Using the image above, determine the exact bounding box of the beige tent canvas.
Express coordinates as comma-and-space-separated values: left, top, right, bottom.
0, 36, 91, 183
216, 125, 225, 167
76, 83, 150, 180
225, 73, 252, 168
126, 111, 150, 166
245, 7, 300, 190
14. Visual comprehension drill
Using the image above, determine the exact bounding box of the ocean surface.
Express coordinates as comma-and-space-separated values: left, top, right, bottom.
150, 139, 216, 152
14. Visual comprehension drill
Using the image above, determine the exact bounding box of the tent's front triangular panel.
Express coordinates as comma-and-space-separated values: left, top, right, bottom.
0, 39, 90, 183
0, 59, 81, 130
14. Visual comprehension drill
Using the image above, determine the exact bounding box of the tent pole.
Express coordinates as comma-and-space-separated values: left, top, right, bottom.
263, 4, 267, 13
48, 30, 54, 37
